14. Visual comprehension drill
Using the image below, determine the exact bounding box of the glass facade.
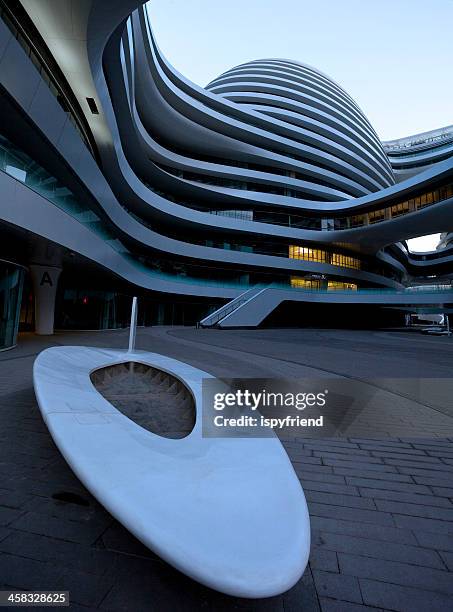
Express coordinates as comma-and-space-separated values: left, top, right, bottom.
327, 281, 358, 291
202, 183, 453, 232
289, 246, 328, 263
54, 288, 221, 328
331, 253, 361, 270
55, 289, 131, 331
290, 277, 357, 290
289, 246, 361, 270
290, 278, 322, 289
0, 260, 25, 350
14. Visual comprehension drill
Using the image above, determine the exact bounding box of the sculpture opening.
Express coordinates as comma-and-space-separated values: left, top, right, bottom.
90, 362, 195, 439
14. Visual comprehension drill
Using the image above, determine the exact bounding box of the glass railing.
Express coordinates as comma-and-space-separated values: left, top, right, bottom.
117, 181, 399, 279
205, 183, 453, 231
145, 175, 453, 233
268, 284, 453, 295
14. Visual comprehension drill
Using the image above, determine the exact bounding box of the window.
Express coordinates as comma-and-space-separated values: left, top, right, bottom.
290, 277, 321, 289
289, 246, 360, 269
331, 253, 360, 270
368, 209, 385, 224
350, 215, 366, 228
288, 246, 328, 263
391, 201, 410, 218
327, 281, 357, 291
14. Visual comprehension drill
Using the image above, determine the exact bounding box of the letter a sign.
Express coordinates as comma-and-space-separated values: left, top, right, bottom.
40, 271, 53, 287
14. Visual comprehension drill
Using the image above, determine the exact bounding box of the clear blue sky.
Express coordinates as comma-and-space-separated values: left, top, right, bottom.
147, 0, 452, 251
147, 0, 452, 141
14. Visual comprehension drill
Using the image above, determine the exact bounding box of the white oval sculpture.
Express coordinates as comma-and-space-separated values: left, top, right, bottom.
33, 346, 310, 598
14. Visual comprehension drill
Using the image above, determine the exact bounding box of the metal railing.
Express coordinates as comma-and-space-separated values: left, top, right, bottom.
199, 287, 263, 327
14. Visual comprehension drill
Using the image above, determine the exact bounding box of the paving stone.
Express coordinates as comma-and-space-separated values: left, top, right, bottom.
316, 452, 383, 464
351, 438, 414, 447
303, 440, 362, 451
358, 487, 453, 508
398, 465, 453, 477
9, 511, 108, 545
312, 570, 362, 604
313, 530, 444, 569
357, 442, 417, 452
307, 503, 394, 526
0, 530, 119, 576
325, 459, 398, 473
374, 499, 453, 521
412, 442, 453, 450
359, 577, 453, 612
0, 526, 10, 542
55, 567, 114, 608
384, 457, 453, 470
0, 552, 64, 591
300, 481, 358, 496
339, 470, 412, 484
413, 473, 453, 487
29, 496, 110, 524
0, 506, 24, 526
319, 598, 384, 612
370, 446, 430, 458
63, 604, 98, 612
310, 516, 417, 545
0, 488, 35, 510
392, 514, 453, 535
5, 476, 88, 499
297, 471, 346, 485
287, 456, 323, 466
280, 567, 321, 612
426, 450, 453, 459
284, 448, 315, 458
414, 531, 453, 555
439, 550, 453, 571
313, 448, 377, 458
100, 522, 160, 560
369, 448, 433, 459
99, 561, 213, 612
305, 491, 375, 510
431, 486, 453, 497
309, 547, 338, 573
338, 552, 453, 595
292, 463, 339, 476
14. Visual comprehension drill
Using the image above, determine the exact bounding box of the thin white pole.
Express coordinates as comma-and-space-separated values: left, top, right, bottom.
128, 296, 138, 352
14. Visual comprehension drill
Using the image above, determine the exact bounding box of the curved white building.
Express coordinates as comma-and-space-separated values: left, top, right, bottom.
1, 0, 453, 344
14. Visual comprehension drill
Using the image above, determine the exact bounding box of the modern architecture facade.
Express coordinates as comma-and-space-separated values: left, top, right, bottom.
1, 0, 453, 347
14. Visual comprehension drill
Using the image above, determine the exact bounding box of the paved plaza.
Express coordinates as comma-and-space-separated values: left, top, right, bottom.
0, 327, 453, 611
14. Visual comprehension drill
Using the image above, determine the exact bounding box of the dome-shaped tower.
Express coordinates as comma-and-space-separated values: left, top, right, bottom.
206, 59, 394, 198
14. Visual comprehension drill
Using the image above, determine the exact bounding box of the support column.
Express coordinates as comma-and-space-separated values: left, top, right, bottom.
29, 265, 62, 335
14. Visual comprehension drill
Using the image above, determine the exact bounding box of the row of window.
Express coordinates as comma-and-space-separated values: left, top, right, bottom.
290, 277, 358, 291
203, 182, 453, 233
349, 185, 453, 227
289, 246, 361, 270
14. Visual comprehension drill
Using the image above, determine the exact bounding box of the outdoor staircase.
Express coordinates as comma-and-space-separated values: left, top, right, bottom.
198, 286, 266, 328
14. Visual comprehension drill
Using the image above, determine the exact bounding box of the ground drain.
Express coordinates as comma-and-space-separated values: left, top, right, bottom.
51, 491, 90, 506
